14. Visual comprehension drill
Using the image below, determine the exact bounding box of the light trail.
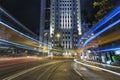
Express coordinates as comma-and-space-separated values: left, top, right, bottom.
96, 47, 120, 52
84, 6, 120, 37
77, 5, 120, 47
0, 56, 40, 67
0, 7, 37, 37
83, 19, 120, 47
0, 22, 39, 43
74, 59, 120, 76
0, 21, 50, 47
0, 39, 36, 51
96, 30, 120, 45
84, 60, 120, 69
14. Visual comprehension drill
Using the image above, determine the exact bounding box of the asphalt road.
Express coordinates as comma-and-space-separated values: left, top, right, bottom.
0, 58, 120, 80
0, 58, 51, 80
0, 58, 83, 80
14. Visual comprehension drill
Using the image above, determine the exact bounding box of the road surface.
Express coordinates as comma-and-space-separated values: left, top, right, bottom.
0, 57, 120, 80
0, 57, 82, 80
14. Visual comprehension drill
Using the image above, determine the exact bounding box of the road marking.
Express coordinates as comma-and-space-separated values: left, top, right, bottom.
73, 67, 82, 76
2, 61, 60, 80
72, 63, 82, 76
74, 59, 120, 76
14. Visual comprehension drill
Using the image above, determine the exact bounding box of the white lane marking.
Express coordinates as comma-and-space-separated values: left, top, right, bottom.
71, 63, 82, 76
84, 60, 120, 69
73, 67, 82, 76
74, 59, 120, 76
2, 61, 60, 80
80, 67, 87, 70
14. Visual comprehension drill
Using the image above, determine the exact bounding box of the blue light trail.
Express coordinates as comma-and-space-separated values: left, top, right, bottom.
0, 22, 50, 47
0, 7, 37, 36
0, 21, 39, 42
96, 47, 120, 52
0, 7, 50, 47
0, 39, 36, 51
82, 19, 120, 47
77, 5, 120, 47
84, 6, 120, 37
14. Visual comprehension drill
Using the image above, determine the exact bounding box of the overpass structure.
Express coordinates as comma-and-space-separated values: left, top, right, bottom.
77, 5, 120, 64
0, 7, 51, 56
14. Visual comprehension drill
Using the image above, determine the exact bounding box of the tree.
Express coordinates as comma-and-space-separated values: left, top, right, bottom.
93, 0, 114, 21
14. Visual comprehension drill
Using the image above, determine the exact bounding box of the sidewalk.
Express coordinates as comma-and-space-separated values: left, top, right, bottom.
84, 60, 120, 68
77, 59, 120, 74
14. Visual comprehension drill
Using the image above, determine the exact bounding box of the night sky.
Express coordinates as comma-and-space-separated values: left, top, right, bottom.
1, 0, 119, 35
0, 0, 40, 35
0, 0, 92, 35
0, 0, 94, 35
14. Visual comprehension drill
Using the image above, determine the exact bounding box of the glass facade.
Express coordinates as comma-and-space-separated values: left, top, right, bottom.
50, 0, 82, 49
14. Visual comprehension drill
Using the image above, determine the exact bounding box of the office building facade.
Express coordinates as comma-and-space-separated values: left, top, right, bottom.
50, 0, 82, 49
40, 0, 51, 43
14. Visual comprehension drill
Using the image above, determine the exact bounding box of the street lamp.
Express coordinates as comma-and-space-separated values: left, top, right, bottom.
56, 33, 61, 47
56, 33, 60, 39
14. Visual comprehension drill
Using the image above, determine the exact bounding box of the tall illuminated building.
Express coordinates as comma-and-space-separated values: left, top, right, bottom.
50, 0, 82, 49
40, 0, 50, 44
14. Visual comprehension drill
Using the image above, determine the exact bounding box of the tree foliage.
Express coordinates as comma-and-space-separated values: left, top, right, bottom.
93, 0, 114, 21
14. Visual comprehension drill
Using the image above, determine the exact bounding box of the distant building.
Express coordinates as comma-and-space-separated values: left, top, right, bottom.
43, 30, 50, 44
40, 0, 51, 43
50, 0, 82, 49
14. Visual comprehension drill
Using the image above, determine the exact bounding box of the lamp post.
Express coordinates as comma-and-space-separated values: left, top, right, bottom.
42, 32, 48, 57
56, 33, 61, 47
56, 33, 60, 39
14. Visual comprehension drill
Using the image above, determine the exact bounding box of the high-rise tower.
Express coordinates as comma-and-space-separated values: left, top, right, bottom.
50, 0, 82, 49
40, 0, 51, 44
